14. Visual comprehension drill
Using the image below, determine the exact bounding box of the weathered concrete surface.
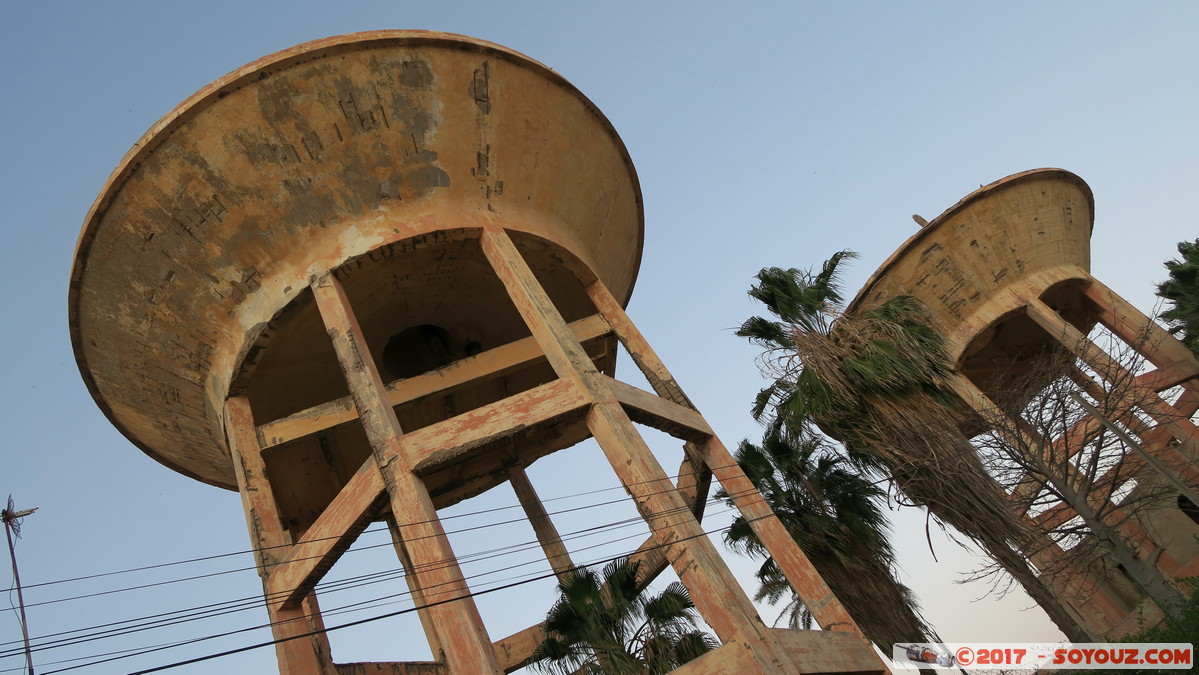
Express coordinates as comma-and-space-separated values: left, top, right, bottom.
75, 31, 889, 674
70, 31, 643, 488
851, 168, 1094, 359
851, 168, 1199, 639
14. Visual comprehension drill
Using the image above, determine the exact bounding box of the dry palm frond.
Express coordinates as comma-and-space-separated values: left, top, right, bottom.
744, 253, 1093, 641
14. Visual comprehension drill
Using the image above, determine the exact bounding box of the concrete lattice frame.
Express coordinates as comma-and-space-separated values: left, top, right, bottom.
72, 32, 886, 674
850, 168, 1199, 637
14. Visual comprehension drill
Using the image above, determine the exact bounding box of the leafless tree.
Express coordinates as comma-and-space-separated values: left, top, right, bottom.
965, 329, 1196, 624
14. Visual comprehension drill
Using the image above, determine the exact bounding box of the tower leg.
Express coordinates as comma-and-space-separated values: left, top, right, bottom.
225, 397, 336, 675
1021, 294, 1199, 465
384, 515, 444, 660
311, 273, 503, 675
508, 466, 577, 580
1083, 279, 1199, 375
584, 277, 866, 635
480, 225, 883, 673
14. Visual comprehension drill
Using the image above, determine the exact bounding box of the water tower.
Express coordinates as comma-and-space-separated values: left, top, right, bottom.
70, 31, 884, 674
850, 169, 1199, 637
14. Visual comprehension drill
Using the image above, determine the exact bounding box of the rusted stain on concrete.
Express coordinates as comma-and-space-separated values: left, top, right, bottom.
70, 32, 644, 489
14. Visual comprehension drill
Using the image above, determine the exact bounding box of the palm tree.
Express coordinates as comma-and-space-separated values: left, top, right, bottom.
737, 252, 1095, 642
720, 424, 937, 649
738, 253, 955, 454
531, 557, 717, 675
1158, 239, 1199, 357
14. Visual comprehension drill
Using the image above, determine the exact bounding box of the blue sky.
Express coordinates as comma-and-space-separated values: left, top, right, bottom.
2, 2, 1197, 672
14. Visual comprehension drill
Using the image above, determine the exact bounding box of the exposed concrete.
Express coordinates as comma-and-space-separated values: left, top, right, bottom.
74, 31, 886, 674
851, 168, 1199, 637
70, 31, 644, 489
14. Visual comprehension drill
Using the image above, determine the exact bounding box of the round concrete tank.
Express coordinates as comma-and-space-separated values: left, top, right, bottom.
70, 30, 642, 494
850, 168, 1097, 400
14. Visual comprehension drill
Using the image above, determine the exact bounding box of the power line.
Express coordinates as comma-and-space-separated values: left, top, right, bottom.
17, 464, 727, 593
11, 496, 732, 661
9, 425, 969, 666
7, 423, 1008, 674
9, 472, 735, 617
13, 495, 739, 672
21, 504, 713, 673
41, 513, 761, 675
2, 487, 753, 665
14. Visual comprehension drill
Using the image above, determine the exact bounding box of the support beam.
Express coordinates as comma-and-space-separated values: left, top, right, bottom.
604, 376, 713, 443
312, 272, 502, 675
1021, 295, 1199, 463
259, 315, 612, 448
491, 625, 545, 674
481, 225, 807, 673
264, 375, 581, 609
225, 396, 336, 674
267, 459, 385, 609
410, 379, 588, 475
586, 276, 871, 637
508, 466, 576, 580
1083, 279, 1199, 373
1070, 369, 1199, 486
385, 514, 445, 660
1134, 360, 1199, 394
1069, 391, 1199, 506
953, 373, 1185, 632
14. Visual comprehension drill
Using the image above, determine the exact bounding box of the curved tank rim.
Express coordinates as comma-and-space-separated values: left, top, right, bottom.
847, 168, 1094, 314
68, 30, 645, 487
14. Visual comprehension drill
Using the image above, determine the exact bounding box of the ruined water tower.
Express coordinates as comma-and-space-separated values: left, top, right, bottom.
850, 169, 1199, 637
70, 32, 884, 674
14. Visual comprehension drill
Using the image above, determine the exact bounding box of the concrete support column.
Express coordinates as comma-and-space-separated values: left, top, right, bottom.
1083, 278, 1199, 375
479, 224, 862, 674
384, 514, 445, 660
225, 397, 337, 675
1020, 294, 1199, 464
584, 277, 867, 636
311, 273, 503, 675
508, 466, 577, 580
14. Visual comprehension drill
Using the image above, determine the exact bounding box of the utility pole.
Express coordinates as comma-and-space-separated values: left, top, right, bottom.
3, 496, 38, 675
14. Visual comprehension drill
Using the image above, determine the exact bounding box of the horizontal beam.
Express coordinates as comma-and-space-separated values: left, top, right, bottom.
335, 662, 445, 675
605, 376, 713, 442
1023, 297, 1199, 458
411, 378, 589, 475
267, 378, 590, 609
492, 624, 545, 673
259, 314, 612, 448
1135, 359, 1199, 393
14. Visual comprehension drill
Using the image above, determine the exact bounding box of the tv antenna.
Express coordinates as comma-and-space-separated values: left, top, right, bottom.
3, 495, 38, 675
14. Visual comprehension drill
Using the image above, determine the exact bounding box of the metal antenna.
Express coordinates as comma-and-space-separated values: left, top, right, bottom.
3, 495, 38, 675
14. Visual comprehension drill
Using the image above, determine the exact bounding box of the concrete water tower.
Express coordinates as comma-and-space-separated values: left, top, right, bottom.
70, 32, 883, 674
850, 169, 1199, 637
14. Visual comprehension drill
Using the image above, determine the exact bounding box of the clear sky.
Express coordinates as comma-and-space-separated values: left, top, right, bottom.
2, 2, 1197, 673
